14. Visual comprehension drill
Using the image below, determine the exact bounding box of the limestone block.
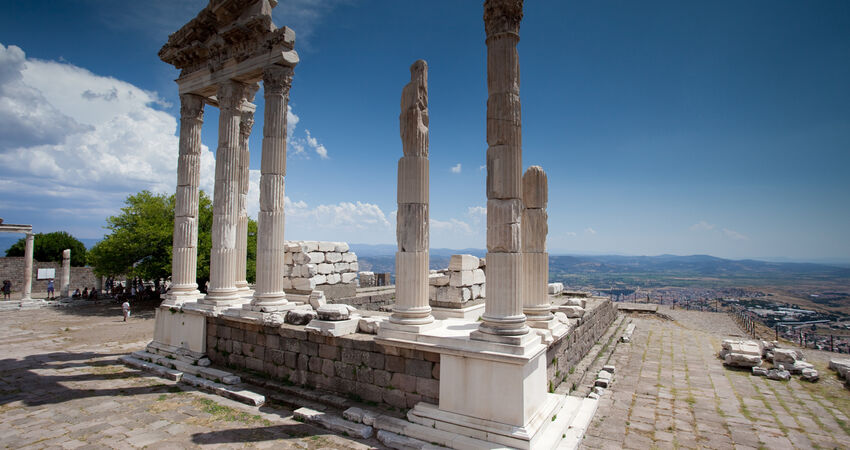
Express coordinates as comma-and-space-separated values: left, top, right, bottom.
285, 242, 302, 252
317, 304, 356, 321
479, 257, 486, 268
326, 273, 341, 285
309, 291, 327, 310
341, 272, 357, 283
318, 242, 336, 252
349, 262, 359, 272
292, 277, 316, 291
284, 252, 293, 264
470, 284, 481, 299
304, 317, 360, 337
173, 217, 198, 248
311, 274, 327, 285
487, 198, 523, 252
334, 242, 350, 252
259, 174, 286, 211
480, 284, 485, 298
317, 263, 334, 275
428, 285, 436, 300
302, 241, 319, 252
293, 252, 311, 264
486, 144, 522, 199
554, 312, 568, 323
522, 165, 548, 208
397, 156, 429, 204
522, 208, 548, 252
461, 287, 472, 301
281, 278, 292, 290
548, 282, 564, 295
766, 369, 791, 381
449, 270, 474, 287
429, 274, 449, 286
486, 92, 521, 145
721, 339, 762, 357
286, 309, 317, 325
448, 254, 480, 271
174, 185, 200, 217
435, 286, 464, 303
326, 252, 342, 263
789, 360, 814, 375
565, 297, 587, 308
358, 317, 386, 334
396, 203, 428, 252
557, 305, 585, 318
801, 368, 819, 382
308, 252, 325, 264
342, 252, 357, 263
772, 349, 801, 365
176, 154, 201, 186
724, 353, 761, 368
334, 262, 349, 272
602, 365, 616, 374
752, 366, 768, 376
303, 264, 318, 277
472, 268, 486, 284
829, 359, 850, 378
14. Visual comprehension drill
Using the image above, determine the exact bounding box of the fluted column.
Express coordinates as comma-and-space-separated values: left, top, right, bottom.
21, 233, 33, 301
250, 65, 293, 311
166, 94, 205, 306
391, 60, 434, 327
235, 93, 257, 298
60, 249, 70, 298
521, 166, 554, 325
203, 80, 250, 308
474, 0, 529, 341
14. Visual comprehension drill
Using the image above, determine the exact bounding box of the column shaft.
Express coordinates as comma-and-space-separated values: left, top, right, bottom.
235, 103, 256, 295
522, 166, 553, 323
22, 233, 33, 300
477, 0, 529, 339
60, 249, 70, 298
205, 81, 249, 307
251, 65, 293, 309
168, 94, 205, 305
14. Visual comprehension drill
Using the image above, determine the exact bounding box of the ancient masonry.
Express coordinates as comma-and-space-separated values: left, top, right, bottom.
145, 1, 615, 448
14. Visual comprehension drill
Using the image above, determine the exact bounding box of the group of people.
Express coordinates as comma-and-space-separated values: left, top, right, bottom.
71, 287, 99, 299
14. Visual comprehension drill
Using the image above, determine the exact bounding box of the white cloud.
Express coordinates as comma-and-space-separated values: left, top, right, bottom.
584, 227, 597, 235
451, 163, 462, 174
466, 206, 486, 222
689, 220, 716, 231
432, 218, 472, 234
722, 228, 748, 241
565, 231, 577, 237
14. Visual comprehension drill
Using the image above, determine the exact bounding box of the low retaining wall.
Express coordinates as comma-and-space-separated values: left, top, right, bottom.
0, 257, 99, 295
547, 298, 618, 390
206, 317, 439, 409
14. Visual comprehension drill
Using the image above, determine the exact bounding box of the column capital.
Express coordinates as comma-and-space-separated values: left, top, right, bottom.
483, 0, 523, 36
217, 80, 251, 112
179, 94, 205, 121
263, 65, 294, 96
240, 110, 255, 140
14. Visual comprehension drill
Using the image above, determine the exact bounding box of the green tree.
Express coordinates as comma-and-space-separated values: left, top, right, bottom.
6, 231, 87, 266
87, 190, 257, 287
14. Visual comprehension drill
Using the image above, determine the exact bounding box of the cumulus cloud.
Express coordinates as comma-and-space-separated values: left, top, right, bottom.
451, 163, 462, 174
689, 220, 716, 231
722, 228, 748, 241
289, 127, 330, 160
466, 206, 486, 222
584, 227, 597, 235
432, 218, 473, 234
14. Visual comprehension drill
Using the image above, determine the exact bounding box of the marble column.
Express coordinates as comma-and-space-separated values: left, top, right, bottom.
166, 94, 205, 306
474, 0, 529, 342
60, 249, 70, 298
21, 233, 33, 301
203, 80, 250, 309
521, 166, 554, 326
235, 93, 257, 299
390, 60, 434, 327
249, 65, 294, 312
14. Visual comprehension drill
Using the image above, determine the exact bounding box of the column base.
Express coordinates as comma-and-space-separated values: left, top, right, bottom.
379, 319, 442, 336
197, 288, 248, 313
161, 289, 202, 307
389, 305, 435, 326
469, 328, 537, 346
430, 302, 485, 321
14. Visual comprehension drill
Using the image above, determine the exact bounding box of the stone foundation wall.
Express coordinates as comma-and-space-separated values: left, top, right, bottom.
0, 257, 99, 294
546, 298, 617, 390
206, 317, 439, 409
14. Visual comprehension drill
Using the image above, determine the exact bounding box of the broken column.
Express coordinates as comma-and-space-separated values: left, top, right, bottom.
389, 60, 434, 328
166, 94, 205, 306
522, 166, 554, 327
248, 66, 295, 313
473, 0, 529, 343
60, 249, 70, 298
201, 80, 251, 310
235, 95, 257, 298
21, 233, 33, 301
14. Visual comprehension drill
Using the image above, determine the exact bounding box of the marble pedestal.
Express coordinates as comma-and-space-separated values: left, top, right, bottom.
148, 304, 208, 361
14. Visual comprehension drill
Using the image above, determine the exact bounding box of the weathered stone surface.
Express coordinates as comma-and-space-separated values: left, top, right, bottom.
428, 273, 449, 286
752, 366, 769, 376
801, 368, 819, 382
548, 282, 564, 295
358, 317, 386, 334
766, 369, 791, 381
773, 348, 803, 365
285, 309, 317, 325
326, 273, 341, 285
557, 305, 585, 318
828, 358, 850, 378
396, 203, 428, 252
449, 270, 474, 287
486, 198, 522, 252
400, 59, 429, 157
308, 291, 326, 310
522, 165, 548, 208
521, 208, 547, 253
724, 353, 761, 368
448, 254, 479, 271
472, 268, 486, 284
317, 304, 356, 321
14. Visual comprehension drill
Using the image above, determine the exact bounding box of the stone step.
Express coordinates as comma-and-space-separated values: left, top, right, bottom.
180, 373, 265, 407
376, 429, 446, 450
369, 410, 500, 450
293, 407, 374, 439
132, 351, 239, 384
118, 355, 182, 381
558, 398, 599, 450
239, 372, 349, 410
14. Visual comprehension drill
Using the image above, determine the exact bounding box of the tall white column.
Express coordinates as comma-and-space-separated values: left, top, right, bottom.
473, 0, 529, 342
391, 60, 434, 327
249, 65, 294, 312
21, 233, 33, 301
166, 94, 205, 306
522, 166, 554, 326
235, 94, 257, 298
202, 80, 250, 309
60, 249, 70, 298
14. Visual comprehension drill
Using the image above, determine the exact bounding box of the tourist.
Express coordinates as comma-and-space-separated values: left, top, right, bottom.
2, 280, 10, 300
82, 287, 89, 298
46, 279, 55, 299
122, 299, 131, 322
73, 288, 81, 298
89, 288, 97, 299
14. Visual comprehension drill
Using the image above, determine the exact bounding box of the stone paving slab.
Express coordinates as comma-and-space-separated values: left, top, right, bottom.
0, 306, 382, 449
582, 309, 850, 449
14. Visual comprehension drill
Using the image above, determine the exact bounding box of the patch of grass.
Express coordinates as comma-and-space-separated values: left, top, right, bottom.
194, 398, 270, 425
157, 394, 168, 401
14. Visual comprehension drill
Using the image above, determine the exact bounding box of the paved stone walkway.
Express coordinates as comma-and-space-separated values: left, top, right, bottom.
582, 309, 850, 449
0, 305, 381, 449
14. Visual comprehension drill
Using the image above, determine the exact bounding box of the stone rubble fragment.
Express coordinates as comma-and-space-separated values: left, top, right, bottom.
766, 369, 791, 381
620, 322, 636, 343
719, 339, 762, 368
428, 254, 486, 307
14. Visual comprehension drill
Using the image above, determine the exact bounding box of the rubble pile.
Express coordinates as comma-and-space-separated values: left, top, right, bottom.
428, 254, 486, 307
282, 241, 359, 291
718, 339, 762, 368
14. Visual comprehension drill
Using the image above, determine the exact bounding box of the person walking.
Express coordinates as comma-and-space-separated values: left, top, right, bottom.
47, 279, 55, 299
122, 300, 131, 322
2, 280, 10, 300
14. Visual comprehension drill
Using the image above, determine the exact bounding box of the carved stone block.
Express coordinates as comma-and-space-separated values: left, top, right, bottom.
487, 198, 523, 252
396, 203, 429, 252
397, 156, 429, 204
486, 145, 522, 199
522, 165, 547, 208
521, 208, 547, 253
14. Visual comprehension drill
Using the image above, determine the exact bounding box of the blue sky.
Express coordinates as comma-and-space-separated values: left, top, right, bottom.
1, 0, 848, 261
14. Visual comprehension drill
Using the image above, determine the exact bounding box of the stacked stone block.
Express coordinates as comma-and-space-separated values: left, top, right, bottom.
282, 241, 359, 291
428, 254, 486, 308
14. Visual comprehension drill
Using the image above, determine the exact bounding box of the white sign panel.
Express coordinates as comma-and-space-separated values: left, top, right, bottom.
37, 268, 56, 280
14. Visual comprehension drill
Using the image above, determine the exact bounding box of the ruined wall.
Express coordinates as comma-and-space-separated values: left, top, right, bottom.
0, 257, 99, 294
206, 317, 439, 409
546, 298, 617, 390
